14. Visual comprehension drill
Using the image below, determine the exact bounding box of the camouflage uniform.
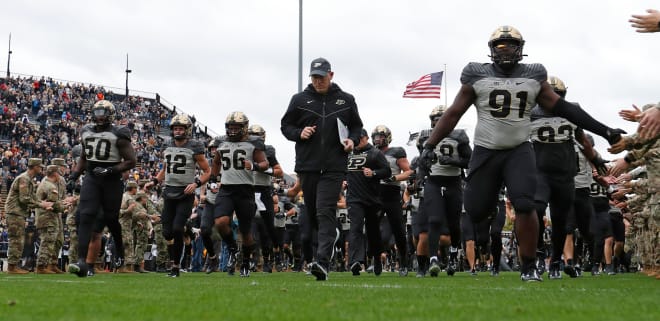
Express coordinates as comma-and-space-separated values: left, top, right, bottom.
148, 197, 168, 268
65, 199, 79, 264
132, 194, 151, 268
35, 170, 66, 269
4, 159, 44, 270
621, 131, 659, 272
119, 190, 137, 266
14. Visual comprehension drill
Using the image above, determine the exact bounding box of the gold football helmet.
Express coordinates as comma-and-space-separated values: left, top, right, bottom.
429, 105, 446, 120
371, 125, 392, 147
547, 76, 567, 98
169, 114, 193, 140
248, 124, 266, 138
488, 25, 525, 66
91, 100, 116, 128
225, 111, 249, 141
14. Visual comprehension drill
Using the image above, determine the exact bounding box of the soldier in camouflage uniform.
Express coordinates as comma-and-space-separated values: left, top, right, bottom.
50, 158, 69, 272
3, 158, 53, 274
35, 165, 69, 274
609, 103, 659, 278
118, 181, 139, 272
132, 191, 152, 273
143, 181, 166, 271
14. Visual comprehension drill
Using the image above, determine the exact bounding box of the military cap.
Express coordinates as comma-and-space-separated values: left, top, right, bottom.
28, 158, 45, 168
135, 192, 148, 200
51, 158, 66, 166
46, 165, 60, 174
126, 181, 138, 189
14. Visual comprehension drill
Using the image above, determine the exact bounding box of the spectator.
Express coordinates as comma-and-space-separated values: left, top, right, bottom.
630, 9, 660, 33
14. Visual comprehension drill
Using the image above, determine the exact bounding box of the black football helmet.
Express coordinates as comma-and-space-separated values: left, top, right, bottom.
371, 125, 392, 148
488, 25, 525, 68
91, 100, 116, 129
225, 111, 249, 142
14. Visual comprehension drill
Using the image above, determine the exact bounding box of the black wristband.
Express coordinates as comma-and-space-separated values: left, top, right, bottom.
194, 177, 202, 187
623, 154, 633, 164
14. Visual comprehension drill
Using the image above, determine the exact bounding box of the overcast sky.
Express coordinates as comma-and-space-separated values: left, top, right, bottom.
4, 1, 658, 173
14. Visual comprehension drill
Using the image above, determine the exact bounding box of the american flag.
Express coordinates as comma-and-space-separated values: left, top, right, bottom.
402, 72, 443, 99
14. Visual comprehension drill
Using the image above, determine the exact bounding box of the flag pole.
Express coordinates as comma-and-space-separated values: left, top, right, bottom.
443, 64, 447, 107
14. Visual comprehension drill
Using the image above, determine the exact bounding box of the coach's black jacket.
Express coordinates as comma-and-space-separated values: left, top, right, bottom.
281, 83, 363, 173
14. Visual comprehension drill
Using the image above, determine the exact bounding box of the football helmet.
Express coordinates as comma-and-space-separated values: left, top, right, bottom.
248, 124, 266, 138
207, 136, 223, 149
91, 100, 116, 128
169, 114, 193, 140
371, 125, 392, 148
225, 111, 249, 141
429, 105, 446, 120
547, 76, 567, 98
488, 25, 525, 67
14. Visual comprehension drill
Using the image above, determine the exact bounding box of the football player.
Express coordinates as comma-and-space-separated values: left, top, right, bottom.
417, 106, 471, 277
372, 125, 414, 276
419, 26, 625, 282
154, 114, 211, 277
68, 100, 137, 277
346, 129, 391, 277
249, 124, 284, 273
210, 112, 268, 277
529, 76, 603, 279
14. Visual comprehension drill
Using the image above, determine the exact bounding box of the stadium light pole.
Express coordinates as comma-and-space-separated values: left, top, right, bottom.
125, 53, 131, 101
6, 33, 12, 78
297, 0, 302, 93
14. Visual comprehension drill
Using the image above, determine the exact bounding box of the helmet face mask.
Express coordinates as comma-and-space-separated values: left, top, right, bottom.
488, 25, 525, 68
169, 114, 193, 140
225, 111, 249, 142
91, 100, 116, 129
371, 125, 392, 148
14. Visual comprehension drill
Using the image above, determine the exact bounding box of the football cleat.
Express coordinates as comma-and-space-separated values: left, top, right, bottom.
536, 257, 546, 276
428, 257, 441, 277
470, 268, 478, 276
350, 262, 361, 276
399, 267, 409, 277
563, 263, 578, 278
68, 261, 88, 278
605, 264, 616, 276
226, 249, 238, 276
447, 259, 457, 276
205, 255, 218, 274
262, 262, 272, 273
490, 267, 500, 277
240, 264, 250, 277
113, 256, 125, 270
310, 262, 328, 281
520, 267, 543, 282
373, 258, 382, 276
548, 261, 562, 280
167, 267, 180, 278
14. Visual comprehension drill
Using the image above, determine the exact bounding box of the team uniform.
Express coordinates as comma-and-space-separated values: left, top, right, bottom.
567, 141, 596, 275
253, 143, 280, 272
346, 142, 391, 276
161, 138, 206, 273
214, 137, 265, 274
76, 123, 131, 272
378, 146, 411, 275
529, 105, 580, 278
419, 129, 471, 276
588, 175, 613, 275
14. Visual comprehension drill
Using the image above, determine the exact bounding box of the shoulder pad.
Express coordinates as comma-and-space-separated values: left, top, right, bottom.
448, 129, 470, 144
188, 140, 206, 154
388, 146, 407, 159
460, 62, 489, 85
249, 137, 266, 150
521, 63, 547, 82
113, 126, 132, 140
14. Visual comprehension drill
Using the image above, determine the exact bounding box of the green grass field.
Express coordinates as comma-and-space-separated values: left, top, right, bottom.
1, 271, 658, 321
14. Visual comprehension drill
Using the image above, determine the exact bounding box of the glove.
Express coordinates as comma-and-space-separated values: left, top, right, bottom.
438, 156, 456, 166
418, 146, 437, 175
383, 175, 397, 183
92, 166, 115, 177
605, 128, 626, 145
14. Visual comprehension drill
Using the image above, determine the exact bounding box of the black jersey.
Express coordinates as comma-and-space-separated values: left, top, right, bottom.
346, 144, 391, 206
